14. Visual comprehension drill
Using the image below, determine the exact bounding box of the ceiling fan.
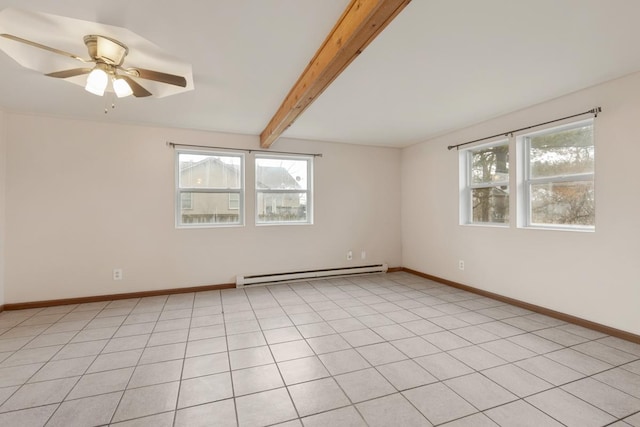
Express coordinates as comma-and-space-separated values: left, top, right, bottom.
0, 33, 187, 98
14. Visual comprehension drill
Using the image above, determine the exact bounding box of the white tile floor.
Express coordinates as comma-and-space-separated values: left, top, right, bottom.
0, 272, 639, 426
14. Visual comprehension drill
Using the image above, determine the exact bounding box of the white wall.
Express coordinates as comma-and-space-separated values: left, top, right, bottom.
402, 71, 640, 335
0, 111, 5, 307
4, 114, 401, 303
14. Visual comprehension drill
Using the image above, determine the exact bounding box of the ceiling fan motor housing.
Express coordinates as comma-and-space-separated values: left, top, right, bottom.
83, 34, 128, 66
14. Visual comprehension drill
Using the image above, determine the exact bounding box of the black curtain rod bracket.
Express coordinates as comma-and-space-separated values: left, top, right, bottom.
447, 107, 601, 151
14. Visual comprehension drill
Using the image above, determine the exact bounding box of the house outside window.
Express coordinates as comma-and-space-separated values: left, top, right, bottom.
176, 151, 244, 227
180, 192, 193, 210
255, 155, 312, 225
228, 193, 240, 210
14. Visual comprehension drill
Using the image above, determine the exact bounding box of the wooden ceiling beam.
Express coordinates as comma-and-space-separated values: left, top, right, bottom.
259, 0, 411, 148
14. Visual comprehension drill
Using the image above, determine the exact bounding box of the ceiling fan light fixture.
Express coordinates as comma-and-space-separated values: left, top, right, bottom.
113, 76, 133, 98
0, 10, 193, 100
85, 65, 108, 96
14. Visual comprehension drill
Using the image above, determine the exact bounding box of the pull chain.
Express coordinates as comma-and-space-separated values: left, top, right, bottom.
104, 92, 116, 114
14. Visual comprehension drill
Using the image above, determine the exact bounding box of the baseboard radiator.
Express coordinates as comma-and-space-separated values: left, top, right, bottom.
236, 263, 388, 287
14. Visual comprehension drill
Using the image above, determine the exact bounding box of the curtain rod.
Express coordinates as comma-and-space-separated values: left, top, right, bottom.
167, 142, 323, 158
447, 107, 602, 151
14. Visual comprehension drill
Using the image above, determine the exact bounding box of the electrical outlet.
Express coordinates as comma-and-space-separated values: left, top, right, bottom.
361, 251, 366, 260
347, 251, 353, 261
113, 268, 123, 280
458, 260, 465, 271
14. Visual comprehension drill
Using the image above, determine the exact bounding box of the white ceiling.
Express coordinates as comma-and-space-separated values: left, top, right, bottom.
1, 0, 640, 148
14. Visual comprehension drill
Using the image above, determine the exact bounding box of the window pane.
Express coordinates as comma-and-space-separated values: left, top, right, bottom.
470, 144, 509, 185
257, 192, 307, 223
180, 192, 241, 225
179, 153, 241, 189
471, 187, 509, 223
180, 193, 193, 210
530, 181, 594, 226
529, 125, 594, 178
256, 158, 307, 190
228, 193, 240, 210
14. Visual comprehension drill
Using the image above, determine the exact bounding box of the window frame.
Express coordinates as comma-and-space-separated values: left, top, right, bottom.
518, 118, 595, 231
459, 139, 510, 227
175, 149, 245, 228
254, 153, 313, 226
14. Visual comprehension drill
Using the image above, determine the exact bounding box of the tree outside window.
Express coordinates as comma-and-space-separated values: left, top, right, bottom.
523, 121, 594, 229
462, 142, 509, 225
459, 119, 595, 232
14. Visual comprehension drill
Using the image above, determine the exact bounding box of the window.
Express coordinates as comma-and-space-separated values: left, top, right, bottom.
255, 155, 312, 225
176, 151, 244, 227
519, 119, 594, 230
459, 118, 595, 231
460, 141, 510, 225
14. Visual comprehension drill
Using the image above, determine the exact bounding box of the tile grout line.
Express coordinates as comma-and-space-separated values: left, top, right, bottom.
172, 292, 198, 427
106, 295, 167, 425
248, 285, 303, 425
220, 288, 243, 427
